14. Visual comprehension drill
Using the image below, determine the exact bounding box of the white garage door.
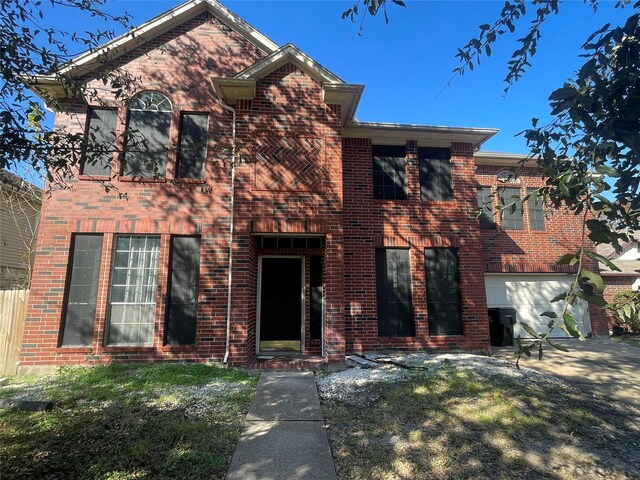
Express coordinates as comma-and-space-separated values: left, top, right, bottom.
485, 274, 591, 338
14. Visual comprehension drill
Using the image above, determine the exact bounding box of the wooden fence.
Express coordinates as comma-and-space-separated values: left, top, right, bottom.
0, 289, 29, 376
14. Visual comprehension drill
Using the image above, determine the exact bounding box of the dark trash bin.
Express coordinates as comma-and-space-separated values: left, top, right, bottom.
489, 308, 517, 347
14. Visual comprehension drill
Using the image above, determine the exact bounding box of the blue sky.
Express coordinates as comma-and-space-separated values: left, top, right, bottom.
44, 0, 631, 153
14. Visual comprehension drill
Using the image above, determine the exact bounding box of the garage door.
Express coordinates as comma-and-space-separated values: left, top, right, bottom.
485, 274, 591, 338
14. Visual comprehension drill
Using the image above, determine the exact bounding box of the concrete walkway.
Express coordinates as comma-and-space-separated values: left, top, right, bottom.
227, 371, 337, 480
493, 337, 640, 408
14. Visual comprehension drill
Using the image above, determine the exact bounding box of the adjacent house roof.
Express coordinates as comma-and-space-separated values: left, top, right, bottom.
597, 231, 640, 277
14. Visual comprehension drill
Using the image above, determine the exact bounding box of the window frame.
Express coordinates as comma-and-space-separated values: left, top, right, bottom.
165, 235, 201, 346
419, 147, 453, 202
80, 107, 118, 177
425, 248, 463, 336
376, 247, 415, 337
372, 145, 408, 201
498, 186, 525, 231
106, 235, 161, 347
176, 112, 209, 180
527, 188, 546, 231
122, 91, 172, 178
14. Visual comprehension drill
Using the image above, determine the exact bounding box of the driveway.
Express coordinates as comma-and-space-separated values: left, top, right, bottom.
493, 337, 640, 408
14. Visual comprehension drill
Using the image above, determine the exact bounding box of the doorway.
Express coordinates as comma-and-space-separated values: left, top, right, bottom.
257, 256, 304, 353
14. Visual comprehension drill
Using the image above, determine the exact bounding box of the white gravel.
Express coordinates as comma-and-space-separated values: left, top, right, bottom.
318, 353, 567, 404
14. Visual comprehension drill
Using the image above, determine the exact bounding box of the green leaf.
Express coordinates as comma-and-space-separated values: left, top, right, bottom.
546, 339, 569, 352
520, 322, 541, 338
585, 251, 621, 272
549, 86, 577, 101
563, 312, 585, 340
540, 311, 558, 319
579, 269, 606, 293
557, 253, 578, 265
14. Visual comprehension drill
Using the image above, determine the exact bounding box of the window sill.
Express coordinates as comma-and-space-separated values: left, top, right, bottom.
161, 345, 197, 352
56, 347, 92, 354
119, 176, 167, 183
372, 198, 409, 203
78, 174, 111, 181
173, 178, 207, 185
421, 200, 456, 204
101, 346, 155, 353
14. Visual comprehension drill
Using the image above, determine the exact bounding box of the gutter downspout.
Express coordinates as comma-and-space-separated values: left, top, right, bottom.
216, 99, 236, 365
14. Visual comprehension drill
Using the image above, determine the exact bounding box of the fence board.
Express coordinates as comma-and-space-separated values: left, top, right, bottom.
0, 289, 29, 376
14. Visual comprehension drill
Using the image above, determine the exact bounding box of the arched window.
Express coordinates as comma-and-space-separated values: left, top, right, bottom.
496, 169, 519, 184
124, 92, 172, 177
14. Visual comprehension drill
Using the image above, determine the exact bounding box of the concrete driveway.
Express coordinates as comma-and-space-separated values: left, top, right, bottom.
493, 337, 640, 408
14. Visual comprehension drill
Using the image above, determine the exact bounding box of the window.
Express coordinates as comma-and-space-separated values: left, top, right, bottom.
61, 235, 103, 346
477, 187, 495, 229
528, 188, 545, 231
376, 248, 414, 337
165, 236, 201, 345
498, 187, 524, 230
372, 145, 407, 200
82, 108, 117, 176
425, 248, 462, 336
107, 236, 160, 346
177, 113, 209, 179
124, 92, 171, 177
419, 147, 453, 201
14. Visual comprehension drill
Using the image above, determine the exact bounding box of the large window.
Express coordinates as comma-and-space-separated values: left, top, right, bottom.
498, 187, 524, 230
477, 187, 495, 229
372, 145, 407, 200
425, 248, 462, 336
82, 108, 117, 176
376, 248, 414, 337
165, 236, 201, 345
107, 236, 160, 346
124, 92, 171, 177
528, 188, 546, 231
419, 147, 453, 201
61, 235, 103, 346
177, 113, 209, 179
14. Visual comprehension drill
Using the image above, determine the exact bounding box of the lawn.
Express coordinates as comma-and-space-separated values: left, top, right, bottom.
0, 363, 257, 480
320, 356, 640, 480
612, 335, 640, 349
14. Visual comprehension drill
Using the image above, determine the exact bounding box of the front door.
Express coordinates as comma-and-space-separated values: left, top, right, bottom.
259, 257, 303, 352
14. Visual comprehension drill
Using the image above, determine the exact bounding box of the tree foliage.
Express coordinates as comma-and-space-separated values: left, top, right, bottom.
1, 0, 132, 181
345, 0, 640, 360
609, 289, 640, 332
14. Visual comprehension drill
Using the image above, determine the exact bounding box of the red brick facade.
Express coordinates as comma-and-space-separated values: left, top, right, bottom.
19, 4, 608, 370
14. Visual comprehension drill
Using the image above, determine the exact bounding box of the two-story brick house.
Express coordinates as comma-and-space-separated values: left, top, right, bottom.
19, 0, 607, 371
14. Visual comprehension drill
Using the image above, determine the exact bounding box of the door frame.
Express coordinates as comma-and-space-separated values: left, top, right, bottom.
256, 255, 305, 354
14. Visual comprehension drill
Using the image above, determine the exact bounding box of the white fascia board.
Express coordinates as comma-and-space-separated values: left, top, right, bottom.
236, 44, 344, 84
40, 0, 279, 80
323, 83, 364, 126
474, 150, 540, 168
344, 121, 498, 148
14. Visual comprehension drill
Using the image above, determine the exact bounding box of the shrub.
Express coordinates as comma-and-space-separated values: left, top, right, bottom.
609, 289, 640, 333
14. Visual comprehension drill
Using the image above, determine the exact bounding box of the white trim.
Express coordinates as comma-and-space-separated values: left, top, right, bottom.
256, 255, 305, 355
37, 0, 279, 80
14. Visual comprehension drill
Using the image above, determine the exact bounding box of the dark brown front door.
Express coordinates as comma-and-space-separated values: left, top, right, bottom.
259, 257, 302, 352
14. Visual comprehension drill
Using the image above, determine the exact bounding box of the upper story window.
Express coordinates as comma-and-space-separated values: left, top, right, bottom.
498, 187, 524, 230
527, 188, 546, 231
419, 147, 453, 201
372, 145, 407, 200
124, 92, 172, 177
81, 108, 117, 176
177, 113, 209, 179
477, 187, 495, 229
497, 170, 518, 184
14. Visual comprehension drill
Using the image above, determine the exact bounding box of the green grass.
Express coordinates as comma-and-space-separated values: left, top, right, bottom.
0, 363, 257, 480
322, 366, 640, 480
612, 335, 640, 348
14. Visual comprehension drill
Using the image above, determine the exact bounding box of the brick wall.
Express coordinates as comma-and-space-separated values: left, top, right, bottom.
603, 276, 638, 330
342, 140, 490, 353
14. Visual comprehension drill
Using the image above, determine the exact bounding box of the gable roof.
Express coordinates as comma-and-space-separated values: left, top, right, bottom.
26, 0, 279, 101
235, 44, 345, 84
